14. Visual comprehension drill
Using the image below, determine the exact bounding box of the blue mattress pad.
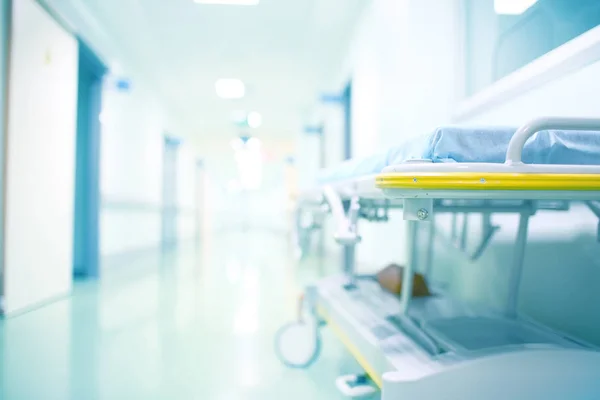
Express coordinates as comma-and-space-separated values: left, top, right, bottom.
317, 126, 600, 184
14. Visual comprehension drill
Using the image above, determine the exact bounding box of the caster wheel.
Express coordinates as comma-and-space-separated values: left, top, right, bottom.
274, 321, 321, 368
336, 374, 378, 398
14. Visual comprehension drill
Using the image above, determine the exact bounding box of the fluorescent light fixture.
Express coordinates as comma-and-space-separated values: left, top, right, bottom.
215, 78, 245, 99
247, 111, 262, 128
195, 0, 259, 5
230, 137, 244, 151
246, 137, 261, 150
494, 0, 538, 15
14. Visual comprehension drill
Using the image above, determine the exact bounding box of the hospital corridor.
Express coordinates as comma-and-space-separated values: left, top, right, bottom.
3, 0, 600, 399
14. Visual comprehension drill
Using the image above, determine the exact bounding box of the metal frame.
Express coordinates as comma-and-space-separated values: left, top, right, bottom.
506, 117, 600, 164
296, 194, 546, 321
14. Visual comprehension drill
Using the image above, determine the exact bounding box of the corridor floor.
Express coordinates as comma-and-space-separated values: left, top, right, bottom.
0, 232, 375, 399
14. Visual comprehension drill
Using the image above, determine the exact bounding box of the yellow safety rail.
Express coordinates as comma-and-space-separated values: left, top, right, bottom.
376, 172, 600, 191
317, 306, 383, 389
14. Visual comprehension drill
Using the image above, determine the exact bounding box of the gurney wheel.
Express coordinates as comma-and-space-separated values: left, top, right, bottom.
274, 321, 321, 368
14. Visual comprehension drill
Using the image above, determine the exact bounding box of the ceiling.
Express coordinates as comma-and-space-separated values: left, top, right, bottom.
46, 0, 367, 144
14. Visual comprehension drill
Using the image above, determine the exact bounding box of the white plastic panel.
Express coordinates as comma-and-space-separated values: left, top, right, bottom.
3, 0, 78, 314
383, 350, 600, 400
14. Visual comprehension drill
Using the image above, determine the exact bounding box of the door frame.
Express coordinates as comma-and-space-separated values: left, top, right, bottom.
73, 39, 106, 279
162, 136, 180, 248
342, 81, 352, 160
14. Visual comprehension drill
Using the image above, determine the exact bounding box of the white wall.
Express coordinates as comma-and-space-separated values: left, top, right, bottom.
176, 143, 197, 241
99, 79, 200, 255
322, 104, 346, 167
295, 133, 320, 191
458, 58, 600, 125
332, 0, 459, 150
2, 0, 78, 314
319, 0, 459, 273
99, 81, 166, 256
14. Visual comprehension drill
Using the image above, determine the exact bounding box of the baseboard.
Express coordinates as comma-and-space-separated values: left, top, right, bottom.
0, 290, 71, 319
100, 243, 164, 267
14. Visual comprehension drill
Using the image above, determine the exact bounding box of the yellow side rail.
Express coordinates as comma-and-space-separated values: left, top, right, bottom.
376, 172, 600, 191
317, 305, 383, 389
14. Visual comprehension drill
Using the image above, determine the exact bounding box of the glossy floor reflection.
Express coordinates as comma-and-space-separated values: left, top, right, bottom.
0, 232, 376, 399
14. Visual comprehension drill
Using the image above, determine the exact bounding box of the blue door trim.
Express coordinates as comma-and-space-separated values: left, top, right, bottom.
341, 81, 353, 274
162, 136, 181, 248
73, 39, 106, 279
342, 82, 352, 160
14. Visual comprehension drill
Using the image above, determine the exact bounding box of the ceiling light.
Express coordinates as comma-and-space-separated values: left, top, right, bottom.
247, 137, 261, 149
247, 112, 262, 128
494, 0, 538, 15
215, 79, 245, 99
194, 0, 259, 5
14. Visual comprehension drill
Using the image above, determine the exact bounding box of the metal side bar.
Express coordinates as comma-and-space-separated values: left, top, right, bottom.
424, 217, 436, 280
323, 186, 361, 284
506, 117, 600, 165
400, 220, 418, 314
469, 213, 501, 262
585, 201, 600, 242
505, 203, 534, 317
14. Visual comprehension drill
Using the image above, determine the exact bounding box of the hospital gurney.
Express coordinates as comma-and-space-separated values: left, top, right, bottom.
276, 118, 600, 399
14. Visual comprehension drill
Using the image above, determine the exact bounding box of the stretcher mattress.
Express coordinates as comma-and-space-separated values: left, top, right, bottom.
317, 126, 600, 183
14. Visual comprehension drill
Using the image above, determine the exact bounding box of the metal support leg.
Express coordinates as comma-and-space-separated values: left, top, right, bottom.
342, 244, 356, 287
584, 201, 600, 242
424, 216, 436, 280
469, 213, 500, 262
460, 213, 468, 250
400, 220, 418, 314
506, 209, 531, 318
451, 213, 457, 240
292, 207, 304, 259
322, 187, 361, 288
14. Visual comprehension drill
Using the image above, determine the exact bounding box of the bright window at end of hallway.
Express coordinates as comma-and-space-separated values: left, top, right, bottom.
231, 135, 263, 190
464, 0, 600, 96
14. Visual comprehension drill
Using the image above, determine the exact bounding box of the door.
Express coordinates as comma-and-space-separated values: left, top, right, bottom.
194, 159, 205, 241
0, 0, 9, 303
162, 136, 180, 248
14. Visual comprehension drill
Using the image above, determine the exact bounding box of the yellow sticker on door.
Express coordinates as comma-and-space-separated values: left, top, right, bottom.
44, 49, 52, 65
